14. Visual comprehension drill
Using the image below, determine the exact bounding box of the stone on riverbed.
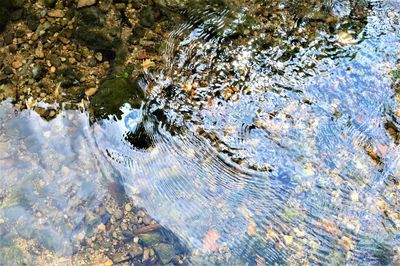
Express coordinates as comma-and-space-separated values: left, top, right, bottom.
77, 0, 97, 9
138, 231, 165, 247
91, 77, 144, 118
153, 243, 178, 265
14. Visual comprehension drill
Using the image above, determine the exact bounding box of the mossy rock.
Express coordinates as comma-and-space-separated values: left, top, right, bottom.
76, 6, 105, 27
0, 6, 10, 31
138, 231, 165, 247
42, 0, 57, 7
0, 0, 26, 31
0, 0, 25, 9
73, 26, 121, 60
91, 77, 145, 118
153, 243, 178, 264
57, 66, 83, 89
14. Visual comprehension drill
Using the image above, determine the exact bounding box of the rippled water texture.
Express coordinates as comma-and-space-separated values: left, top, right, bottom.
2, 0, 400, 264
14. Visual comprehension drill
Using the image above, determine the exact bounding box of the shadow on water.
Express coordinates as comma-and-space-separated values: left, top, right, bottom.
1, 0, 400, 265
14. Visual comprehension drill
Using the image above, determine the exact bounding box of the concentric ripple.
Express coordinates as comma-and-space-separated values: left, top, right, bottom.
100, 0, 400, 264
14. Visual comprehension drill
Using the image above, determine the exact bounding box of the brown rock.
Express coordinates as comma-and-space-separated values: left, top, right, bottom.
12, 61, 23, 69
47, 10, 65, 18
77, 0, 97, 8
85, 87, 98, 97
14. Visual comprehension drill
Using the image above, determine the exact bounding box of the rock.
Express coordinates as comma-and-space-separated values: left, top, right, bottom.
337, 31, 357, 46
42, 0, 57, 8
153, 243, 177, 265
113, 208, 123, 220
143, 215, 152, 225
95, 52, 103, 62
97, 223, 106, 231
10, 9, 23, 21
4, 66, 13, 75
112, 253, 130, 264
142, 248, 150, 263
104, 259, 113, 266
138, 232, 164, 247
129, 243, 143, 258
0, 246, 24, 265
0, 7, 10, 32
154, 0, 191, 9
47, 10, 65, 18
32, 65, 44, 80
57, 66, 82, 88
85, 87, 98, 97
50, 54, 61, 68
12, 61, 23, 69
77, 0, 97, 9
35, 45, 45, 59
139, 6, 157, 28
125, 203, 132, 212
91, 77, 144, 118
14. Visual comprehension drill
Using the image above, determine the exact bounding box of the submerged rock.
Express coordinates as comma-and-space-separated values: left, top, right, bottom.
153, 243, 178, 265
91, 77, 144, 118
0, 0, 25, 31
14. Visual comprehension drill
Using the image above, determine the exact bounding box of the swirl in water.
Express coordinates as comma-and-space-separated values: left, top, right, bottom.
93, 0, 400, 264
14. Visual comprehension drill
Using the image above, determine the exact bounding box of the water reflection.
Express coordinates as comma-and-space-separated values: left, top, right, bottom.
1, 0, 400, 265
122, 0, 400, 264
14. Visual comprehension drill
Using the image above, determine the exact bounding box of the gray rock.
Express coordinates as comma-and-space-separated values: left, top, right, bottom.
153, 243, 177, 265
129, 243, 143, 258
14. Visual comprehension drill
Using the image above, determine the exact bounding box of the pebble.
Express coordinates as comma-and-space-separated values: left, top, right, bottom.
35, 47, 45, 59
12, 61, 23, 69
338, 31, 357, 46
3, 66, 13, 75
77, 0, 97, 8
47, 10, 65, 18
142, 248, 150, 263
97, 223, 106, 231
104, 259, 113, 266
143, 215, 152, 225
85, 87, 98, 97
50, 66, 56, 73
95, 52, 103, 62
124, 203, 132, 212
114, 209, 123, 220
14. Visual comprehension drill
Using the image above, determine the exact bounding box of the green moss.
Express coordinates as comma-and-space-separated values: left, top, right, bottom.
392, 69, 400, 79
91, 77, 145, 118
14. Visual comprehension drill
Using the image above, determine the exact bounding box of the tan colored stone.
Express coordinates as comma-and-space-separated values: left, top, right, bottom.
12, 61, 23, 69
77, 0, 97, 8
85, 87, 98, 97
47, 10, 65, 18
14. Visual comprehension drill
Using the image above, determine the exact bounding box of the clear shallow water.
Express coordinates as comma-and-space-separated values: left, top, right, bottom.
2, 0, 400, 264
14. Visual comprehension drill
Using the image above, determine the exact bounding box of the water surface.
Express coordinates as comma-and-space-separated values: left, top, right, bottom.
1, 0, 400, 264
